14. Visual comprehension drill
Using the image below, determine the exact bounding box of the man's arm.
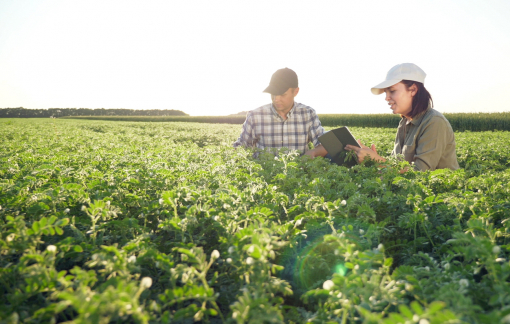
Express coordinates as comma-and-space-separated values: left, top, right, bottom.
305, 110, 327, 158
305, 144, 327, 158
233, 112, 256, 148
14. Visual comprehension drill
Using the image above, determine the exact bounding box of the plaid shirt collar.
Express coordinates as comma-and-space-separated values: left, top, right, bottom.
270, 102, 297, 121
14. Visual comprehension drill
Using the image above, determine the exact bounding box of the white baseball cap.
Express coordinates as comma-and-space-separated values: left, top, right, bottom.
371, 63, 426, 95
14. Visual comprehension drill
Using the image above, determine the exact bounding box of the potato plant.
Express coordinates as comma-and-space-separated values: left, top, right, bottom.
0, 118, 509, 323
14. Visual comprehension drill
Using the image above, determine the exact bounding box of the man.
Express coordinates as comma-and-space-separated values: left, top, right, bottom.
233, 68, 328, 158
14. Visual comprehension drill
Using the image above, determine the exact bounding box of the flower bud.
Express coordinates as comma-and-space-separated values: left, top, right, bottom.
323, 280, 334, 290
211, 250, 220, 259
140, 277, 152, 288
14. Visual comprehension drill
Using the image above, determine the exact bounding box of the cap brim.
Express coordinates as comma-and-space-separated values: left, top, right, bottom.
263, 84, 288, 96
371, 79, 401, 95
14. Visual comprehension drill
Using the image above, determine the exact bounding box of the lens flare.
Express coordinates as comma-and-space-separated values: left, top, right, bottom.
288, 236, 346, 289
334, 263, 347, 276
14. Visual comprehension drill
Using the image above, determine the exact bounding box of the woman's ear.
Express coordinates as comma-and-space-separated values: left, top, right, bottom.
410, 84, 418, 97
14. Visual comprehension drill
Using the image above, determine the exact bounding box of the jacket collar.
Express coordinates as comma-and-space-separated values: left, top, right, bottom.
402, 103, 432, 126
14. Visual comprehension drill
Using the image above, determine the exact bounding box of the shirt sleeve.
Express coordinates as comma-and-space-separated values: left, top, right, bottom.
233, 112, 256, 148
308, 110, 325, 147
413, 117, 449, 171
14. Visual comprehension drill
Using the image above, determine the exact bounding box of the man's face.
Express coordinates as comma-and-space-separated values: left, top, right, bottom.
271, 87, 299, 113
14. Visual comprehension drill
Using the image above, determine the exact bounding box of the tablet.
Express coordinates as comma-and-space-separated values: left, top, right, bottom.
318, 126, 360, 167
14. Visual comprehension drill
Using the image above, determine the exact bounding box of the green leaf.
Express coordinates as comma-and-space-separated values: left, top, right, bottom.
398, 304, 413, 319
410, 301, 423, 315
49, 227, 56, 235
74, 245, 84, 252
48, 215, 58, 225
39, 217, 47, 227
56, 218, 70, 226
428, 301, 445, 315
32, 221, 40, 233
384, 258, 393, 267
247, 244, 262, 259
55, 227, 64, 235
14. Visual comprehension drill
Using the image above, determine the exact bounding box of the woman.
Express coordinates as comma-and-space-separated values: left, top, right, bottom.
345, 63, 459, 171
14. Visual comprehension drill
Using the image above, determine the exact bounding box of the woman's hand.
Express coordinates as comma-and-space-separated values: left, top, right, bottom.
345, 140, 386, 163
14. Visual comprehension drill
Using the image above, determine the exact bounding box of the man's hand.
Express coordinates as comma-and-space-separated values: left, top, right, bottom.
304, 145, 328, 159
345, 140, 385, 163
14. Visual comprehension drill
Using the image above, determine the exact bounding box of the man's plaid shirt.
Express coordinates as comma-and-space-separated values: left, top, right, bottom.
233, 102, 325, 154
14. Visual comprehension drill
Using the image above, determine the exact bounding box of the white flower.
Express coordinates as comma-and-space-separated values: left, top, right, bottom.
359, 229, 364, 235
226, 258, 232, 264
323, 280, 334, 290
377, 244, 384, 251
444, 263, 450, 270
81, 205, 87, 211
272, 186, 277, 190
413, 315, 420, 322
246, 257, 254, 265
135, 169, 139, 173
211, 250, 220, 259
46, 245, 57, 252
64, 208, 70, 214
213, 216, 220, 221
159, 198, 164, 205
493, 246, 501, 254
295, 219, 302, 226
128, 255, 137, 263
0, 205, 2, 210
459, 279, 469, 288
354, 264, 359, 270
228, 246, 235, 254
247, 245, 255, 254
341, 200, 347, 206
140, 277, 152, 288
419, 319, 430, 324
106, 201, 110, 207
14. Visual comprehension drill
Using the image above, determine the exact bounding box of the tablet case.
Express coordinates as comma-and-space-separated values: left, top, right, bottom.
318, 127, 361, 167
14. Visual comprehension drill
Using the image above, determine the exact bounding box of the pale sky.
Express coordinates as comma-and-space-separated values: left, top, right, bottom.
1, 0, 509, 116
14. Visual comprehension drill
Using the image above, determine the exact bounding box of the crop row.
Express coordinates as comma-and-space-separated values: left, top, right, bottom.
63, 111, 510, 131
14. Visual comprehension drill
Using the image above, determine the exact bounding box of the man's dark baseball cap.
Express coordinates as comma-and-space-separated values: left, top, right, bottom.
263, 68, 298, 95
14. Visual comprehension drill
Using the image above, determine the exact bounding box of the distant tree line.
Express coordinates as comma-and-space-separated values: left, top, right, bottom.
0, 107, 188, 118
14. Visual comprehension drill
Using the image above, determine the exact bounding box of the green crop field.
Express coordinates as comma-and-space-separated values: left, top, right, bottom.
1, 118, 509, 323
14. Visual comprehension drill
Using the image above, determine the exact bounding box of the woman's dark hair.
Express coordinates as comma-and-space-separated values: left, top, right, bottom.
401, 80, 433, 118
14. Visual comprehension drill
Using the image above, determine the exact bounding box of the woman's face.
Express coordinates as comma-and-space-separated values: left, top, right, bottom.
384, 82, 416, 117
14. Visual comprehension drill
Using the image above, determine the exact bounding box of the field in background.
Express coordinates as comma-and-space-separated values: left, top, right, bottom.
1, 118, 509, 323
64, 111, 510, 131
